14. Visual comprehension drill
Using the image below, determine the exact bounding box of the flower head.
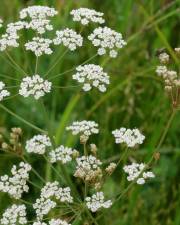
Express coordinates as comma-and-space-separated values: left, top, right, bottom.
112, 128, 145, 148
26, 134, 52, 154
88, 27, 126, 57
0, 81, 10, 101
72, 64, 110, 92
85, 192, 112, 212
1, 204, 27, 225
70, 8, 105, 25
0, 18, 3, 28
53, 28, 83, 51
19, 75, 52, 99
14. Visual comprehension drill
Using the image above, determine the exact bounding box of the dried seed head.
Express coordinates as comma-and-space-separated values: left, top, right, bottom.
105, 162, 117, 175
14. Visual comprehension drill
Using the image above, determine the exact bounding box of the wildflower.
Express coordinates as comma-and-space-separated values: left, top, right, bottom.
156, 65, 168, 76
26, 134, 52, 154
0, 18, 3, 28
0, 162, 31, 199
33, 182, 73, 220
25, 37, 53, 56
49, 219, 71, 225
105, 162, 117, 175
74, 155, 102, 184
19, 75, 52, 99
112, 128, 145, 148
175, 47, 180, 54
123, 162, 155, 185
88, 27, 126, 57
85, 192, 112, 212
66, 120, 99, 141
158, 52, 169, 64
0, 81, 10, 101
20, 6, 58, 34
49, 145, 77, 164
1, 204, 27, 225
70, 8, 105, 25
53, 28, 83, 51
72, 64, 110, 92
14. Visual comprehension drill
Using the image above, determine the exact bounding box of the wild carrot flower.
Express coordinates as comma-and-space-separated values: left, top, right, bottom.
112, 128, 145, 148
88, 27, 126, 57
85, 192, 112, 212
1, 204, 27, 225
26, 134, 52, 154
123, 163, 155, 185
0, 81, 10, 101
70, 8, 105, 25
53, 28, 83, 51
19, 75, 52, 99
49, 145, 77, 164
72, 64, 110, 92
0, 162, 31, 199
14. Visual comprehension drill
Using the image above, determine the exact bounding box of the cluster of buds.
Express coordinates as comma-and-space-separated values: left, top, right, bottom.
1, 127, 23, 155
156, 48, 180, 108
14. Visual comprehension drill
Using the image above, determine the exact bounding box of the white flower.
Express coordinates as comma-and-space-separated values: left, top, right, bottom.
123, 162, 155, 185
0, 81, 10, 101
0, 162, 31, 199
20, 6, 57, 34
66, 120, 99, 139
85, 192, 112, 212
88, 27, 126, 57
25, 37, 53, 56
70, 8, 105, 25
49, 145, 77, 164
53, 28, 83, 51
19, 75, 52, 99
156, 65, 168, 76
0, 18, 3, 28
72, 64, 110, 92
34, 182, 73, 220
1, 204, 27, 225
26, 134, 52, 155
49, 219, 71, 225
112, 128, 145, 148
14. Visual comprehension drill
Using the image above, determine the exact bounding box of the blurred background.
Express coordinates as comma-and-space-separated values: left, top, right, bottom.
0, 0, 179, 224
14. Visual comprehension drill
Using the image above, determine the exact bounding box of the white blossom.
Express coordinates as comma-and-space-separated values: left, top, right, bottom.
19, 75, 52, 99
88, 27, 126, 57
72, 64, 110, 92
20, 6, 58, 34
0, 81, 10, 101
85, 192, 112, 212
156, 65, 168, 76
158, 52, 169, 64
112, 128, 145, 148
0, 162, 31, 199
123, 162, 155, 185
49, 145, 77, 164
26, 134, 52, 155
0, 18, 3, 28
25, 37, 53, 56
1, 204, 27, 225
49, 219, 71, 225
70, 8, 105, 25
53, 28, 83, 51
66, 120, 99, 139
33, 182, 73, 220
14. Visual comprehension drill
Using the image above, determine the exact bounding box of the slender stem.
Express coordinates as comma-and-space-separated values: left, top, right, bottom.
35, 56, 39, 74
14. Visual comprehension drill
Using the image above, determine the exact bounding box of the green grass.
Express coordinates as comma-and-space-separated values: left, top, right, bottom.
0, 0, 180, 224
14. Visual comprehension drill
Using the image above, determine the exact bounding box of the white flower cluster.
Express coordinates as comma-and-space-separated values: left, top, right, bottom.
49, 145, 77, 164
88, 27, 126, 57
123, 163, 155, 185
33, 181, 73, 220
1, 204, 27, 225
0, 21, 26, 51
85, 192, 112, 212
0, 162, 31, 199
25, 37, 53, 56
72, 64, 110, 92
19, 75, 52, 99
20, 6, 58, 34
33, 219, 71, 225
0, 18, 3, 28
66, 120, 99, 139
112, 128, 145, 148
159, 52, 169, 64
26, 134, 52, 155
53, 28, 83, 51
0, 81, 10, 101
70, 8, 105, 25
